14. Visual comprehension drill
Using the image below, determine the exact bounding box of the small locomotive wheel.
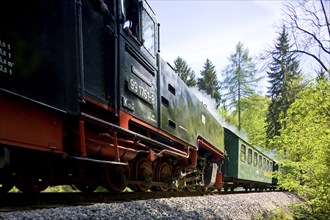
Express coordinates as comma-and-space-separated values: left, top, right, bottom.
103, 166, 129, 192
156, 162, 172, 192
173, 166, 184, 191
15, 156, 53, 193
185, 185, 195, 192
136, 158, 153, 192
0, 180, 13, 193
73, 166, 100, 193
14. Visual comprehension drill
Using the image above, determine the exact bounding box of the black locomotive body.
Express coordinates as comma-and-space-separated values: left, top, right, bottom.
0, 0, 226, 193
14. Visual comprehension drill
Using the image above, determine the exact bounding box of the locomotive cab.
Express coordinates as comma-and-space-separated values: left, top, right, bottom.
118, 0, 159, 128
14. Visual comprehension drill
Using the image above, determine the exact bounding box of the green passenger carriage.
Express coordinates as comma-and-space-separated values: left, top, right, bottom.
223, 127, 274, 191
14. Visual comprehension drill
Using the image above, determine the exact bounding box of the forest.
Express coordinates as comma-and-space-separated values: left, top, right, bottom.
173, 1, 329, 219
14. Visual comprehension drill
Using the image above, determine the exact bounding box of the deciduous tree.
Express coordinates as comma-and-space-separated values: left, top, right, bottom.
219, 94, 269, 148
275, 79, 330, 219
222, 41, 260, 130
240, 95, 269, 148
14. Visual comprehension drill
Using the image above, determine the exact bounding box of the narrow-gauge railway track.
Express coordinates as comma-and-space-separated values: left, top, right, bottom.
0, 191, 215, 209
0, 191, 302, 220
0, 190, 277, 212
0, 191, 276, 212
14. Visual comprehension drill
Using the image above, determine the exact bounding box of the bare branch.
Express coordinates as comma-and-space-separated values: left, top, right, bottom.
293, 18, 330, 54
282, 0, 330, 74
290, 49, 328, 72
320, 0, 330, 37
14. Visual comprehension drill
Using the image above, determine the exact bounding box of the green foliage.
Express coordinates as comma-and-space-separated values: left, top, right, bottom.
274, 79, 330, 219
257, 208, 294, 220
44, 185, 77, 192
9, 186, 19, 193
8, 185, 77, 193
240, 95, 269, 147
173, 56, 197, 87
219, 94, 269, 148
218, 108, 237, 126
197, 59, 221, 107
44, 186, 110, 193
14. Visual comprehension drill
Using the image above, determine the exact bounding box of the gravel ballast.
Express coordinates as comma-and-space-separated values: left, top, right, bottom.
0, 192, 303, 220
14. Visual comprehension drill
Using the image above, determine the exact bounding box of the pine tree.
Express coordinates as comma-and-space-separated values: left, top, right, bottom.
173, 57, 197, 87
266, 26, 303, 145
222, 41, 260, 130
197, 59, 221, 107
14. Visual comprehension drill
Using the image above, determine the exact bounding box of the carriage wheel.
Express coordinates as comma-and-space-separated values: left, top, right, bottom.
74, 183, 99, 193
136, 158, 153, 192
15, 156, 53, 193
103, 166, 129, 192
156, 162, 172, 192
0, 170, 14, 193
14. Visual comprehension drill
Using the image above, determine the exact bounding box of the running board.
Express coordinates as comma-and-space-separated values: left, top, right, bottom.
81, 112, 191, 157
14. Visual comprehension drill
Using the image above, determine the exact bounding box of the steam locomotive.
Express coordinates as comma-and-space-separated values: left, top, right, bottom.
0, 0, 276, 193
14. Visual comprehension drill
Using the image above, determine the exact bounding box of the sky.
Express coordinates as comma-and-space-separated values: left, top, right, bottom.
148, 0, 286, 93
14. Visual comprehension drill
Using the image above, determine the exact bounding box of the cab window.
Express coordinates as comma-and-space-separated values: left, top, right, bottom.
141, 7, 155, 56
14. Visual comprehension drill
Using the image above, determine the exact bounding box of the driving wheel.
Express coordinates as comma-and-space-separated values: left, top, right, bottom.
103, 166, 129, 192
157, 162, 172, 191
136, 158, 153, 192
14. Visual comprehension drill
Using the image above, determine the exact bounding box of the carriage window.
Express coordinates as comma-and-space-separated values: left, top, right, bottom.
263, 158, 266, 170
269, 161, 273, 172
258, 155, 262, 169
141, 7, 155, 56
267, 160, 270, 171
253, 152, 258, 167
240, 145, 246, 162
248, 149, 252, 165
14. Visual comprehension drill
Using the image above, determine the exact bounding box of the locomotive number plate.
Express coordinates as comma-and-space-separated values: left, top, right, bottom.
128, 76, 155, 106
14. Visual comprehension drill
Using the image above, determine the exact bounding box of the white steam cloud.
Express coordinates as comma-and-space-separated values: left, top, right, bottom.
189, 86, 250, 141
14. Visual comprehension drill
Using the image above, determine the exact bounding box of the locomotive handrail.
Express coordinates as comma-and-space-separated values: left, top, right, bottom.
68, 156, 128, 166
81, 112, 189, 157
